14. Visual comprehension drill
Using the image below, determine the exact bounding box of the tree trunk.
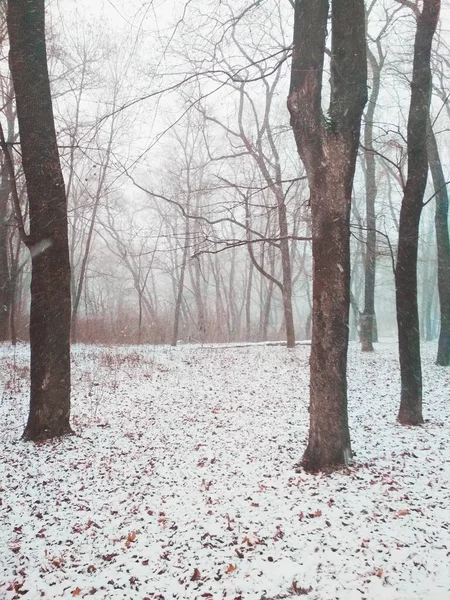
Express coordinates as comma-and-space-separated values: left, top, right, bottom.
427, 119, 450, 365
288, 0, 367, 472
0, 95, 15, 343
395, 0, 440, 425
360, 47, 382, 352
7, 0, 72, 440
246, 258, 253, 341
172, 221, 189, 346
0, 174, 10, 341
276, 189, 296, 348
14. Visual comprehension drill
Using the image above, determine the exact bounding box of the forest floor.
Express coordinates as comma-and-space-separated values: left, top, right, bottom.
0, 340, 449, 600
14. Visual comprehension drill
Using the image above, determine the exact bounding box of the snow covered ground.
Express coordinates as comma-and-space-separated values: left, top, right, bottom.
0, 341, 449, 600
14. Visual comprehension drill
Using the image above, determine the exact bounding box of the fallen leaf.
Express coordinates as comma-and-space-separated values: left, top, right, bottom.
71, 588, 82, 597
226, 563, 237, 573
292, 581, 313, 595
191, 568, 202, 581
125, 531, 137, 547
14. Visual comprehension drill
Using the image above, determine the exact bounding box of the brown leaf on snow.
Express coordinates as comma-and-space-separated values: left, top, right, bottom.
396, 509, 410, 517
101, 553, 118, 562
190, 568, 202, 581
273, 525, 285, 540
7, 581, 24, 593
125, 531, 137, 548
291, 581, 313, 595
71, 588, 82, 597
226, 563, 237, 573
375, 568, 384, 578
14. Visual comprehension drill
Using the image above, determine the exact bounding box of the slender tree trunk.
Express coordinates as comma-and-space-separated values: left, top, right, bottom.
7, 0, 72, 440
0, 171, 10, 341
288, 0, 367, 472
396, 0, 440, 425
172, 221, 189, 346
246, 259, 253, 341
419, 213, 436, 341
427, 119, 450, 365
276, 190, 295, 348
360, 47, 382, 352
71, 108, 115, 342
0, 95, 15, 342
8, 230, 21, 346
261, 280, 274, 341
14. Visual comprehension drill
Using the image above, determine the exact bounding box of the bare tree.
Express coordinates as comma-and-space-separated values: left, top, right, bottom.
288, 0, 367, 471
395, 0, 440, 425
359, 6, 391, 351
7, 0, 72, 440
427, 117, 450, 365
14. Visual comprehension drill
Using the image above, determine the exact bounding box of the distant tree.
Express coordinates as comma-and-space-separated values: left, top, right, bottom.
359, 6, 388, 352
427, 118, 450, 365
395, 0, 440, 425
0, 19, 14, 342
0, 122, 12, 341
7, 0, 72, 440
288, 0, 367, 471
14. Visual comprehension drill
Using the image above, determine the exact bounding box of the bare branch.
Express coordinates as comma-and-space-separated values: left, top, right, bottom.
0, 121, 30, 246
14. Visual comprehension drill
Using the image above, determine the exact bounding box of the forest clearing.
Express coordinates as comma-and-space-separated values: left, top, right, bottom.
1, 0, 450, 598
1, 341, 449, 600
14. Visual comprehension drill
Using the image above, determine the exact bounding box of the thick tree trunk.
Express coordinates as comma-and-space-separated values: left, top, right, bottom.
395, 0, 440, 425
306, 169, 352, 469
288, 0, 367, 472
396, 205, 423, 424
7, 0, 72, 440
427, 120, 450, 365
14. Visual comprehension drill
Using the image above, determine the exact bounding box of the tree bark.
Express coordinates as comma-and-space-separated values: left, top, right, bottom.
0, 161, 11, 342
245, 258, 254, 341
395, 0, 440, 425
172, 216, 189, 346
288, 0, 367, 472
7, 0, 72, 440
360, 46, 382, 352
0, 92, 15, 343
427, 119, 450, 365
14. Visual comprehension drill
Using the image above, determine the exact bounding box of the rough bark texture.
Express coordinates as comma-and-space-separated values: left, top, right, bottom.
7, 0, 72, 440
395, 0, 440, 425
288, 0, 367, 471
427, 119, 450, 366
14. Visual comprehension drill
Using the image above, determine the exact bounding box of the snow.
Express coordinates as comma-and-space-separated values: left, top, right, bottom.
0, 341, 449, 600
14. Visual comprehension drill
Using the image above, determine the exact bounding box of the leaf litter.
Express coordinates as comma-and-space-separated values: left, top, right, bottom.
0, 340, 449, 599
